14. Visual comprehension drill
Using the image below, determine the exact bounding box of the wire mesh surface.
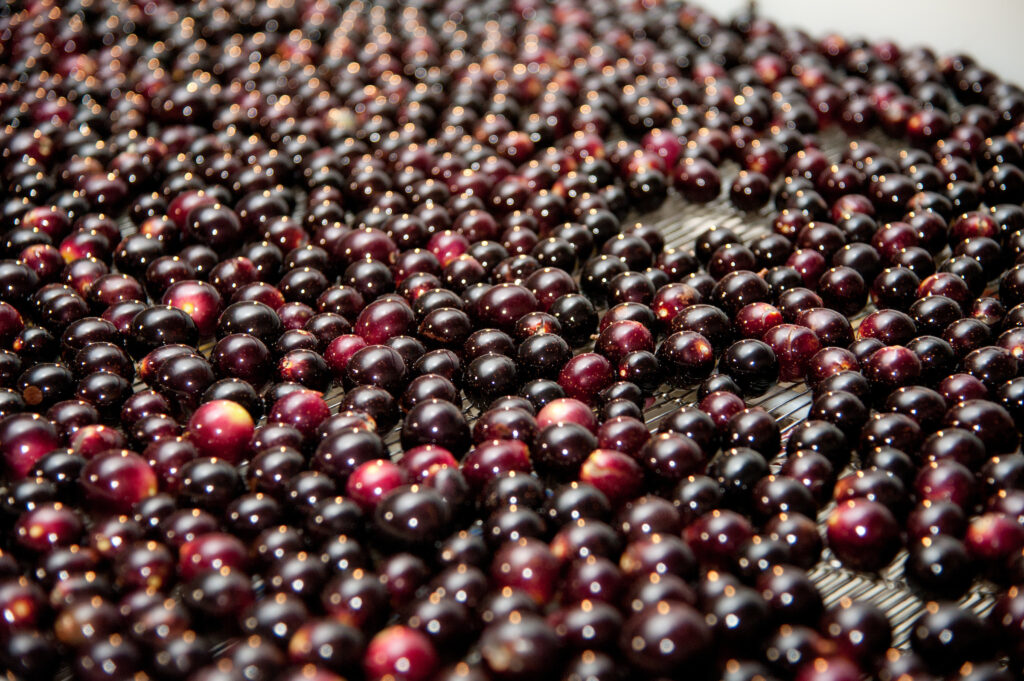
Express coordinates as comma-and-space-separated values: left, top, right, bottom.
311, 126, 999, 648
622, 128, 1001, 648
113, 130, 998, 659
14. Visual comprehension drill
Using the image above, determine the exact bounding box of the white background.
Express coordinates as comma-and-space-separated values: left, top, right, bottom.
690, 0, 1024, 87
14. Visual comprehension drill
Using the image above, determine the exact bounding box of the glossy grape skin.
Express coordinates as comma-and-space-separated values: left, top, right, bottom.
363, 625, 439, 681
187, 399, 255, 464
907, 535, 973, 598
400, 399, 471, 457
619, 601, 713, 677
479, 613, 560, 681
81, 450, 158, 513
719, 339, 779, 396
0, 413, 61, 478
864, 345, 923, 393
712, 271, 772, 316
558, 353, 613, 405
911, 604, 997, 675
374, 485, 452, 550
764, 324, 821, 382
657, 331, 715, 387
826, 499, 902, 572
684, 509, 755, 570
945, 399, 1020, 456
